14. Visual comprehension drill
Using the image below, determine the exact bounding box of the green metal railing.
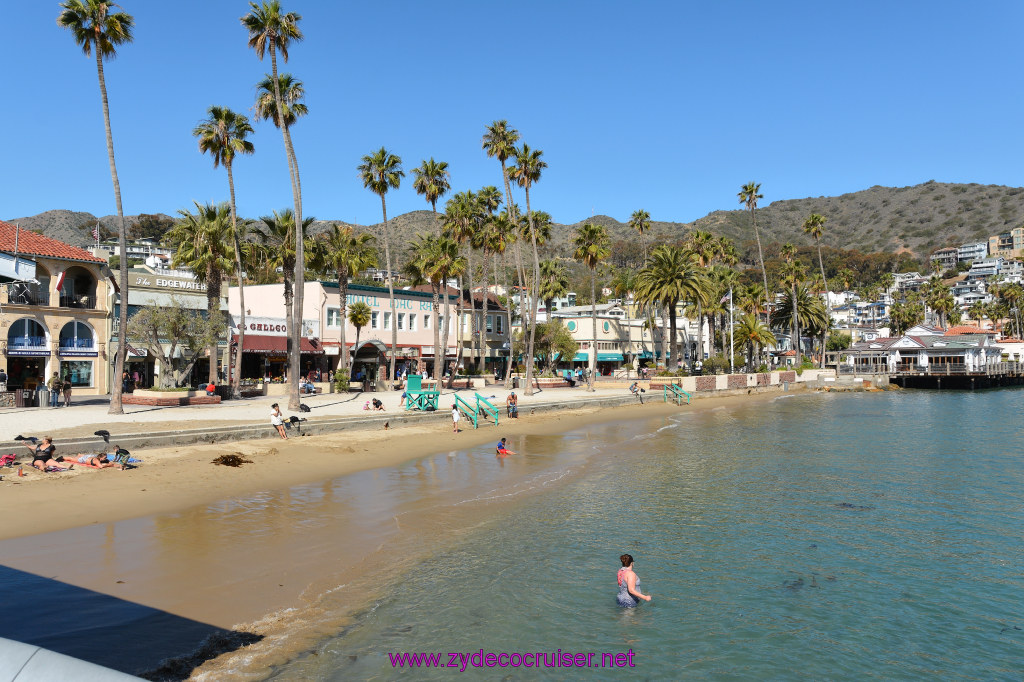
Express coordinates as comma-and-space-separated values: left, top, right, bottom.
664, 383, 691, 405
454, 393, 478, 428
475, 393, 500, 426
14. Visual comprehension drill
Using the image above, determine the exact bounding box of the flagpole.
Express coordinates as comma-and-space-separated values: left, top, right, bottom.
729, 287, 734, 374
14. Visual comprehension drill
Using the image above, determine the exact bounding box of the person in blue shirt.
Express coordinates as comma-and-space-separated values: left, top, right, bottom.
495, 438, 516, 455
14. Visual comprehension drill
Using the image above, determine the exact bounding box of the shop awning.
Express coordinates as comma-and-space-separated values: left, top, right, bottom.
232, 335, 324, 355
572, 352, 625, 362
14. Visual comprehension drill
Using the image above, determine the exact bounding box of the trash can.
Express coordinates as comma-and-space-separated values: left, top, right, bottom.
14, 389, 31, 408
36, 387, 49, 407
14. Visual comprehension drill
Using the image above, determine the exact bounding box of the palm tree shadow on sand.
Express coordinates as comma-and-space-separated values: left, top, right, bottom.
0, 565, 260, 680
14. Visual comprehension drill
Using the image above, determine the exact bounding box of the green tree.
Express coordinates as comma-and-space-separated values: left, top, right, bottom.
475, 186, 504, 372
539, 259, 570, 316
738, 182, 768, 321
193, 105, 255, 398
802, 212, 829, 366
347, 301, 372, 362
58, 0, 134, 414
572, 223, 612, 390
509, 143, 547, 395
126, 299, 224, 389
637, 245, 709, 372
733, 313, 775, 371
242, 0, 305, 409
412, 157, 452, 377
358, 147, 405, 388
317, 225, 376, 374
251, 209, 314, 333
778, 243, 806, 365
167, 202, 234, 383
442, 191, 482, 384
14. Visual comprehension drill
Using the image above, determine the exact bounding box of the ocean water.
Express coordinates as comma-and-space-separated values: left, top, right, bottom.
269, 390, 1024, 680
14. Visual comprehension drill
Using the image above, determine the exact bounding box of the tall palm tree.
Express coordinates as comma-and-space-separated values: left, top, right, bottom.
252, 209, 314, 336
411, 157, 451, 377
688, 229, 720, 363
779, 243, 806, 365
738, 182, 768, 321
772, 284, 828, 353
168, 202, 235, 384
193, 106, 255, 398
572, 223, 611, 390
509, 143, 547, 395
442, 191, 482, 385
490, 210, 517, 386
803, 212, 830, 365
254, 73, 308, 128
636, 246, 709, 373
318, 225, 376, 374
358, 147, 404, 388
58, 0, 133, 414
348, 301, 372, 361
475, 186, 503, 373
242, 0, 305, 409
611, 268, 639, 363
629, 210, 652, 262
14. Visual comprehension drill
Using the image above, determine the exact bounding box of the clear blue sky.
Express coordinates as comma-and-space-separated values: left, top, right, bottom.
5, 1, 1023, 226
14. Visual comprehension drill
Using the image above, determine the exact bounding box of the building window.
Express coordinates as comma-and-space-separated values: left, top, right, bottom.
409, 314, 417, 332
423, 314, 431, 330
60, 360, 93, 387
327, 307, 342, 328
371, 311, 379, 329
384, 312, 392, 330
496, 316, 504, 335
486, 315, 494, 333
397, 313, 405, 330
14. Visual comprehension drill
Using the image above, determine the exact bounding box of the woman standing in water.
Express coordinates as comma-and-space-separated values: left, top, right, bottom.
616, 554, 651, 607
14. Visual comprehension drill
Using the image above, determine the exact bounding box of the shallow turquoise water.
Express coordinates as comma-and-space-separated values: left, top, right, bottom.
272, 390, 1024, 680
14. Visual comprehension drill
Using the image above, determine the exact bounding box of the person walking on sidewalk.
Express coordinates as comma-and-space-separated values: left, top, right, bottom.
48, 372, 63, 408
62, 375, 72, 407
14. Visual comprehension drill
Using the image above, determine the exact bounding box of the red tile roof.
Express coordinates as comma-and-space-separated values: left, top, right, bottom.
0, 220, 105, 264
944, 325, 995, 336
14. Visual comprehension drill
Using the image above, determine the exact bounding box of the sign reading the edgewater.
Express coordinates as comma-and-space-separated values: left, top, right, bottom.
133, 275, 207, 292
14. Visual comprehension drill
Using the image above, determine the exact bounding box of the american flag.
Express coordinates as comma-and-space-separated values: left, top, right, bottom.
92, 223, 100, 241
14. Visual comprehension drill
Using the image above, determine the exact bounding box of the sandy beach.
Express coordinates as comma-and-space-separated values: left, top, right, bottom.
0, 387, 795, 679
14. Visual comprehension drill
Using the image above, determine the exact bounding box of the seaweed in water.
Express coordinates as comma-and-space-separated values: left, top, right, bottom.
212, 453, 253, 467
835, 502, 874, 511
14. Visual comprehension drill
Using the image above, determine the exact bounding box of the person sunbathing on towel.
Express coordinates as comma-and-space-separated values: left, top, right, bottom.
70, 453, 123, 469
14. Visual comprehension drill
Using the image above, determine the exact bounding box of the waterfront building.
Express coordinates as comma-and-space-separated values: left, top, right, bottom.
988, 227, 1024, 259
845, 328, 1003, 373
0, 220, 113, 396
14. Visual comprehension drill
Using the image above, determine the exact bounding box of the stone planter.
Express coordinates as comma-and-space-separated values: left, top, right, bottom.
124, 389, 221, 406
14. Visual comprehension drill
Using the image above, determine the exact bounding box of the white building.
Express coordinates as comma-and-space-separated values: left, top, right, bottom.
958, 242, 988, 263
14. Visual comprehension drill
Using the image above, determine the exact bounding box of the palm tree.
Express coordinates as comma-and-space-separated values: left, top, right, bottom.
688, 229, 720, 362
734, 313, 775, 371
738, 182, 768, 321
193, 106, 255, 398
254, 73, 308, 128
358, 147, 404, 388
442, 191, 482, 384
348, 301, 372, 361
539, 260, 570, 317
509, 143, 547, 395
637, 246, 709, 372
779, 244, 806, 365
629, 210, 652, 262
252, 209, 314, 334
802, 213, 829, 366
572, 223, 611, 390
475, 186, 503, 373
318, 225, 376, 374
611, 268, 639, 364
411, 157, 451, 377
242, 0, 305, 409
168, 202, 234, 384
58, 0, 133, 414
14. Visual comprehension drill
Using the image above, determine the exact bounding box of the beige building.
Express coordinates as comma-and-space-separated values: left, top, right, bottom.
989, 227, 1024, 259
0, 220, 114, 396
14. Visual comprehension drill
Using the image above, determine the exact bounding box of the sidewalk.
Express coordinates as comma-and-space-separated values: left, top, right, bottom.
0, 384, 651, 454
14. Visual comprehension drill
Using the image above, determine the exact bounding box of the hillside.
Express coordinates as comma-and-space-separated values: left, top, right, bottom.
9, 181, 1024, 259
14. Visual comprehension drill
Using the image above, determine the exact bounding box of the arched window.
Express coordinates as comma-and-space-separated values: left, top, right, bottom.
59, 321, 94, 349
8, 318, 47, 348
59, 266, 97, 309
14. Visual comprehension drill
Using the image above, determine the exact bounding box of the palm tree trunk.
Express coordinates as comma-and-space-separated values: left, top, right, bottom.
660, 305, 669, 370
502, 252, 515, 389
446, 277, 464, 390
478, 248, 490, 374
441, 282, 452, 383
270, 43, 304, 412
227, 163, 245, 399
512, 240, 528, 385
380, 195, 398, 391
695, 303, 703, 372
338, 274, 349, 373
207, 263, 220, 385
816, 239, 829, 368
524, 189, 542, 396
670, 306, 679, 373
96, 49, 127, 414
751, 207, 769, 324
588, 268, 597, 391
465, 247, 476, 377
432, 205, 443, 381
791, 285, 801, 366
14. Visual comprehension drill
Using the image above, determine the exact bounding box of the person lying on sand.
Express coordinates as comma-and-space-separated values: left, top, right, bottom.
68, 453, 123, 470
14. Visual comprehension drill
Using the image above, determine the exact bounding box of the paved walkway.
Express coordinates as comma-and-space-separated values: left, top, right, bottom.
0, 384, 651, 453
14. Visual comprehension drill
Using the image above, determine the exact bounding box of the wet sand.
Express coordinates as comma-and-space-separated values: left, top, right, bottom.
0, 391, 790, 678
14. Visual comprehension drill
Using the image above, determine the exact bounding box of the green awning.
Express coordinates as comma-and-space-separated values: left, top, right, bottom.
572, 352, 588, 362
597, 352, 624, 362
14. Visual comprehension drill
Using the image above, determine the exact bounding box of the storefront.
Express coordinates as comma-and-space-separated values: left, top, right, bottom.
231, 317, 324, 381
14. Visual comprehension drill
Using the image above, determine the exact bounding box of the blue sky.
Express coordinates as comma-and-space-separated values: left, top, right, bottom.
5, 1, 1023, 226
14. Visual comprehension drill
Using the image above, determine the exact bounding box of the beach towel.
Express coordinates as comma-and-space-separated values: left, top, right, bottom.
44, 466, 68, 473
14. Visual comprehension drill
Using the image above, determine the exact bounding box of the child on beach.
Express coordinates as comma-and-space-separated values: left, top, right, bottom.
496, 438, 516, 455
452, 404, 461, 433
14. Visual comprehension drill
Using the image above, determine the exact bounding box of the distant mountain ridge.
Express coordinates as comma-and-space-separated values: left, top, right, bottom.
9, 181, 1024, 258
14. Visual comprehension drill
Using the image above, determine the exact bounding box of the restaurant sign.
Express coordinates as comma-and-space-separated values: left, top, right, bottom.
237, 316, 320, 338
